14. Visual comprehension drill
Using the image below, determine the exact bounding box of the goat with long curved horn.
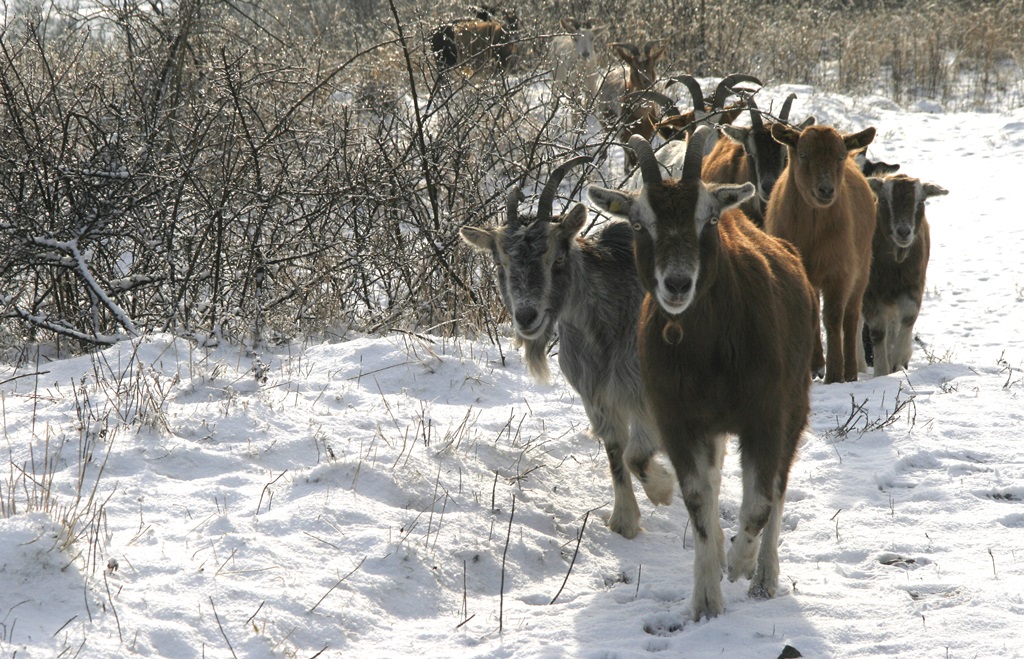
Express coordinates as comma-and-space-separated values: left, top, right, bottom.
506, 186, 526, 226
460, 155, 676, 540
537, 155, 593, 221
710, 73, 763, 111
779, 93, 797, 123
669, 75, 707, 118
747, 94, 765, 131
628, 135, 662, 186
681, 125, 716, 182
587, 108, 814, 624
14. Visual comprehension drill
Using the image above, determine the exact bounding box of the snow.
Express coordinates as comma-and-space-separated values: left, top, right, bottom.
2, 88, 1023, 658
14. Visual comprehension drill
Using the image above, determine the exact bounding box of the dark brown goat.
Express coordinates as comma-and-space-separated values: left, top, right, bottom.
431, 7, 520, 74
862, 174, 947, 376
588, 128, 815, 621
765, 123, 877, 383
702, 94, 814, 227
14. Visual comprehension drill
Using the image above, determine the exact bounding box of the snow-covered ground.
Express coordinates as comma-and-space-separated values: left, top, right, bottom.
2, 88, 1023, 658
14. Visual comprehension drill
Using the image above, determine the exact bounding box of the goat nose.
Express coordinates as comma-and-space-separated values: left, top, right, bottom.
817, 181, 834, 199
663, 275, 693, 298
895, 226, 912, 240
515, 307, 539, 328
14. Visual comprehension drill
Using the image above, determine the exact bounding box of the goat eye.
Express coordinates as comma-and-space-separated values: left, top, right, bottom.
631, 222, 642, 232
709, 216, 719, 226
554, 254, 565, 265
798, 152, 807, 161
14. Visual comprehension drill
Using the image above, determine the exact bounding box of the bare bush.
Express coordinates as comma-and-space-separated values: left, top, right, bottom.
0, 0, 1020, 357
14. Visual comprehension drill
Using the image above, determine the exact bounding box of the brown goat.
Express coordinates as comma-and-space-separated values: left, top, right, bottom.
702, 94, 814, 227
431, 9, 520, 74
862, 174, 947, 376
765, 123, 877, 383
588, 128, 815, 621
649, 74, 762, 143
608, 42, 665, 169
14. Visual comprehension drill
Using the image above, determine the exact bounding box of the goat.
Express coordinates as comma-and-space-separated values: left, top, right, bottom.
703, 94, 815, 227
550, 18, 606, 96
765, 123, 877, 383
647, 74, 763, 144
603, 42, 665, 170
854, 150, 900, 178
853, 150, 900, 369
431, 7, 520, 74
588, 128, 816, 620
861, 174, 947, 376
459, 158, 675, 539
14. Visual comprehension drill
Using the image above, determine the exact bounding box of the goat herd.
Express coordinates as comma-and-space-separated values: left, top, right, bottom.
448, 8, 949, 622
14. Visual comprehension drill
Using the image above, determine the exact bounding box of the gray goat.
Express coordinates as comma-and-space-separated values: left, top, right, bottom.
459, 158, 674, 538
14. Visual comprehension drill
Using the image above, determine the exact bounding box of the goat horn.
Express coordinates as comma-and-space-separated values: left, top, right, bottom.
669, 75, 706, 114
681, 125, 714, 182
537, 155, 592, 220
628, 135, 661, 186
506, 186, 526, 226
626, 90, 677, 112
712, 73, 763, 110
780, 92, 797, 122
747, 94, 764, 131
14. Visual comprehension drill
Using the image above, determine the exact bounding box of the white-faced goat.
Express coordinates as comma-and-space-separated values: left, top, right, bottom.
702, 93, 815, 227
765, 122, 877, 383
588, 128, 816, 621
459, 158, 674, 539
861, 174, 947, 376
431, 6, 520, 74
550, 18, 606, 99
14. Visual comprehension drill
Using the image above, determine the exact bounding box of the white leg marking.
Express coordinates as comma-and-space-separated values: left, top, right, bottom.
750, 491, 784, 598
728, 459, 767, 583
685, 436, 726, 621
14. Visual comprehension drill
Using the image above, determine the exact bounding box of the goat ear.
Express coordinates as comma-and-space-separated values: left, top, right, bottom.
560, 17, 576, 31
459, 226, 496, 252
646, 44, 666, 61
610, 44, 634, 63
587, 186, 634, 217
708, 182, 756, 211
922, 182, 948, 198
770, 122, 801, 147
867, 177, 884, 198
721, 124, 749, 145
844, 127, 876, 151
558, 203, 588, 237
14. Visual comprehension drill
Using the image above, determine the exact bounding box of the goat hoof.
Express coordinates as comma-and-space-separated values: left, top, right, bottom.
748, 579, 777, 600
607, 513, 641, 539
690, 594, 724, 622
640, 462, 676, 506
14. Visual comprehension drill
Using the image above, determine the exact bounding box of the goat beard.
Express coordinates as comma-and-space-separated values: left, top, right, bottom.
516, 327, 556, 384
661, 319, 684, 345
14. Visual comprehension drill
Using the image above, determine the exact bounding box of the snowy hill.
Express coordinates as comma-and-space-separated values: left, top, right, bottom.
1, 88, 1023, 658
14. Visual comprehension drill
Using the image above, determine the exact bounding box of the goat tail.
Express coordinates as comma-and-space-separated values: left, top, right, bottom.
661, 319, 684, 345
